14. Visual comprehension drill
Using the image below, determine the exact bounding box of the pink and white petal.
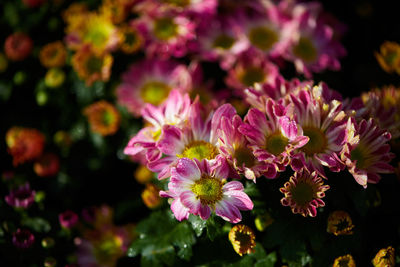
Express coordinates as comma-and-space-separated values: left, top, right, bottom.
174, 158, 201, 181
222, 181, 244, 192
171, 198, 190, 221
223, 190, 254, 211
180, 191, 201, 214
211, 157, 230, 180
157, 125, 183, 155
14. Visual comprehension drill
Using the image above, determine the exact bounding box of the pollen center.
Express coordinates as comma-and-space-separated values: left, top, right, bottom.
140, 81, 171, 105
302, 126, 327, 156
350, 144, 371, 169
213, 34, 235, 50
234, 146, 256, 167
293, 37, 317, 63
248, 26, 279, 51
290, 181, 314, 206
191, 175, 223, 205
179, 140, 218, 161
265, 132, 289, 156
84, 19, 114, 49
240, 67, 266, 87
154, 17, 178, 41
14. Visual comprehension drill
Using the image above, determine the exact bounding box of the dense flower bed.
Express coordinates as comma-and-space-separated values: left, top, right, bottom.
0, 0, 399, 266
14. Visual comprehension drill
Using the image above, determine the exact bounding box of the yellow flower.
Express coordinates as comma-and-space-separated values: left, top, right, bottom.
375, 41, 400, 74
134, 165, 154, 184
327, 210, 355, 236
333, 254, 356, 267
119, 25, 142, 54
45, 68, 66, 88
228, 224, 256, 256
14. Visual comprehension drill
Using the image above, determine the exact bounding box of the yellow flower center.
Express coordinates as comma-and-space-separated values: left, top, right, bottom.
212, 34, 236, 50
290, 181, 314, 206
178, 140, 218, 161
140, 81, 171, 106
101, 110, 114, 126
162, 0, 190, 7
350, 144, 371, 169
239, 67, 266, 87
234, 146, 256, 167
94, 235, 123, 262
85, 56, 104, 74
293, 37, 318, 63
84, 19, 114, 49
265, 132, 289, 156
154, 17, 178, 41
191, 175, 223, 205
302, 127, 327, 156
248, 26, 279, 51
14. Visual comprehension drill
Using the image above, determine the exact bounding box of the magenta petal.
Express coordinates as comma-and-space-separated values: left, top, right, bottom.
157, 125, 182, 155
198, 204, 211, 220
279, 116, 298, 139
215, 201, 242, 223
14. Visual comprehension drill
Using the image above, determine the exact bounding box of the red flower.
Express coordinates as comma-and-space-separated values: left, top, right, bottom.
4, 33, 33, 61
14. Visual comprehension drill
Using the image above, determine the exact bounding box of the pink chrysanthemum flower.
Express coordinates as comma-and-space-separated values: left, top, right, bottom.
341, 119, 394, 188
194, 14, 248, 69
225, 50, 281, 97
219, 114, 273, 181
124, 89, 191, 163
148, 102, 236, 179
116, 59, 191, 117
135, 11, 196, 58
234, 6, 290, 58
357, 86, 400, 139
136, 0, 217, 17
284, 11, 346, 78
288, 85, 347, 178
239, 98, 309, 179
160, 158, 253, 223
12, 229, 35, 249
280, 168, 329, 217
5, 183, 36, 209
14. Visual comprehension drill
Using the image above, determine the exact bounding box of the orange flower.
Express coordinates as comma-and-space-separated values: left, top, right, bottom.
6, 127, 45, 166
141, 183, 162, 209
228, 224, 256, 256
72, 46, 113, 86
83, 100, 120, 136
134, 165, 154, 184
119, 25, 142, 54
39, 41, 67, 68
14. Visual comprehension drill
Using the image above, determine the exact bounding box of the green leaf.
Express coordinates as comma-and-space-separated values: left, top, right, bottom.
21, 217, 51, 233
0, 82, 12, 101
188, 214, 207, 237
128, 211, 196, 264
206, 216, 221, 241
255, 251, 277, 267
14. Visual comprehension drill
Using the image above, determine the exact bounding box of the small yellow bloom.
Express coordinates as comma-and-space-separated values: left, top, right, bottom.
228, 224, 256, 256
333, 254, 356, 267
45, 68, 66, 88
119, 25, 142, 54
134, 165, 154, 184
327, 210, 355, 236
372, 246, 395, 267
254, 212, 274, 232
375, 41, 400, 74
